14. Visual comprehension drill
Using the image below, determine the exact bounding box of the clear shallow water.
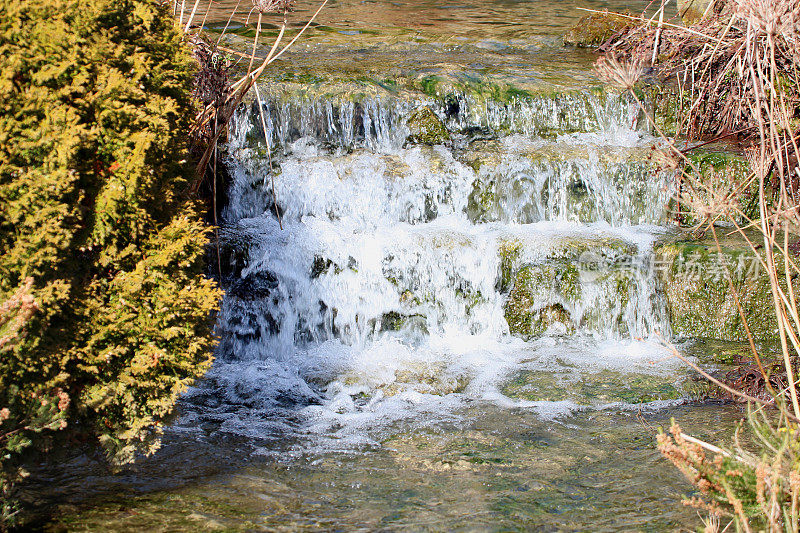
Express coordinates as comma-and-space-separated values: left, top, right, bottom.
201, 0, 658, 33
203, 0, 676, 91
34, 1, 739, 530
39, 402, 741, 532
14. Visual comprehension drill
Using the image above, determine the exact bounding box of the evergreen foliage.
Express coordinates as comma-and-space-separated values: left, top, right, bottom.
0, 0, 222, 512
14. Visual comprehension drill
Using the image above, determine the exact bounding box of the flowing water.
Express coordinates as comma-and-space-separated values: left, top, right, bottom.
37, 1, 750, 530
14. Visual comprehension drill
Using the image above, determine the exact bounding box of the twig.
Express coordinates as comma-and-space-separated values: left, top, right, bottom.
660, 338, 800, 421
183, 0, 201, 33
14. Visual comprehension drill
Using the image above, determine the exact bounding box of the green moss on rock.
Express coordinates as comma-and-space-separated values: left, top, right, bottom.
501, 369, 682, 405
678, 150, 759, 226
655, 234, 793, 341
503, 264, 583, 338
406, 106, 450, 145
498, 239, 523, 293
501, 237, 638, 338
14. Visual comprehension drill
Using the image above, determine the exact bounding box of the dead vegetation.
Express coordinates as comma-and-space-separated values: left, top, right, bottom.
170, 0, 327, 202
168, 0, 327, 272
596, 0, 800, 193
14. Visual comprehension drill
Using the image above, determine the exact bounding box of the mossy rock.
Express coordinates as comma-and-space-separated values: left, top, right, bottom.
503, 263, 577, 337
340, 360, 468, 397
464, 143, 667, 225
677, 0, 712, 25
641, 84, 689, 138
676, 150, 761, 226
406, 106, 450, 145
563, 12, 635, 48
501, 369, 682, 405
655, 233, 798, 341
545, 236, 636, 263
682, 338, 782, 367
502, 253, 636, 339
374, 311, 428, 335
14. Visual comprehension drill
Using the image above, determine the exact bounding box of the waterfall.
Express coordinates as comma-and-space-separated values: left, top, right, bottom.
182, 85, 682, 448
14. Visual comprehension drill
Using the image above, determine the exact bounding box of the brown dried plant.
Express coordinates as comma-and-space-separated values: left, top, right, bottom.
734, 0, 800, 41
594, 53, 644, 91
172, 0, 327, 261
253, 0, 296, 14
658, 416, 800, 532
171, 0, 328, 187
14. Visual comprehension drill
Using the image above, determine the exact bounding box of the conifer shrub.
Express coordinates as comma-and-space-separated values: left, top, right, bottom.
0, 0, 221, 515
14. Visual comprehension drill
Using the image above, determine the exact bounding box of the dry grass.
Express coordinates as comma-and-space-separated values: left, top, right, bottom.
172, 0, 328, 181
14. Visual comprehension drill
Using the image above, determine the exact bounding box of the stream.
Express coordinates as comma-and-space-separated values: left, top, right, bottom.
36, 0, 749, 530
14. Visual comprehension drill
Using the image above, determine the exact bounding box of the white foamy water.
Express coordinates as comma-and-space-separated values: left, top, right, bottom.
239, 87, 642, 154
179, 87, 683, 450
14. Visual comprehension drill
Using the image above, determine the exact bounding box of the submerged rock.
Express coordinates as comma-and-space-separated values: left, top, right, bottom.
677, 150, 760, 227
501, 369, 683, 405
406, 106, 450, 145
563, 12, 635, 48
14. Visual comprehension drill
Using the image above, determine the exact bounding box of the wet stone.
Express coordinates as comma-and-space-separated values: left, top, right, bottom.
655, 232, 799, 342
499, 236, 641, 339
406, 106, 451, 145
501, 369, 683, 405
563, 11, 636, 48
677, 0, 713, 25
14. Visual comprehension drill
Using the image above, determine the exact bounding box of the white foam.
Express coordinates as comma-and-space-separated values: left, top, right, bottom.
179, 90, 685, 452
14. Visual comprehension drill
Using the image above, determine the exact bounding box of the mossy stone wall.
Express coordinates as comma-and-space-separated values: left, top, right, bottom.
655, 236, 790, 341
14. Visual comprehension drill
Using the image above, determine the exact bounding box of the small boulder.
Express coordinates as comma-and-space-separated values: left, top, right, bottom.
677, 0, 712, 25
563, 11, 635, 48
406, 106, 450, 145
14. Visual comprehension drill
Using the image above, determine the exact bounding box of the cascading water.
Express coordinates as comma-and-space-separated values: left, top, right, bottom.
183, 86, 687, 451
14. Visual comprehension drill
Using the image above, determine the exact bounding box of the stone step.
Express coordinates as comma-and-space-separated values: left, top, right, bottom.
224, 139, 669, 227
461, 139, 674, 226
230, 81, 641, 152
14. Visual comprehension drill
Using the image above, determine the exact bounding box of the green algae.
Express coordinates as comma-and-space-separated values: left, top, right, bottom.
501, 369, 682, 405
679, 150, 759, 225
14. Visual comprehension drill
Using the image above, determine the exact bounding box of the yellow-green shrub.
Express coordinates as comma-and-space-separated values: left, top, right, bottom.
0, 0, 222, 506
